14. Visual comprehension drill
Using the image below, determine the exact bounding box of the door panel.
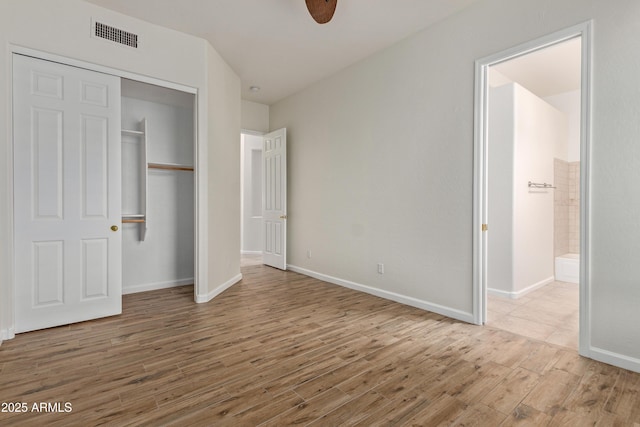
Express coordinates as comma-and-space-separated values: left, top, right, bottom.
32, 108, 63, 219
13, 54, 122, 333
33, 241, 64, 306
82, 238, 109, 299
81, 115, 109, 218
262, 128, 287, 270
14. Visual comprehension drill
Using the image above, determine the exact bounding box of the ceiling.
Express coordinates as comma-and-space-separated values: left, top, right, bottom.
85, 0, 480, 105
490, 37, 582, 98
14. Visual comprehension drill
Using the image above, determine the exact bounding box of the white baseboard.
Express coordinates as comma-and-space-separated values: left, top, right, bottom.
122, 278, 195, 295
241, 250, 262, 255
195, 273, 243, 303
287, 265, 474, 324
1, 327, 15, 343
488, 276, 555, 299
588, 346, 640, 374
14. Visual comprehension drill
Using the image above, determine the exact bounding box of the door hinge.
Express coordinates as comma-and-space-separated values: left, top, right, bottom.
482, 224, 488, 232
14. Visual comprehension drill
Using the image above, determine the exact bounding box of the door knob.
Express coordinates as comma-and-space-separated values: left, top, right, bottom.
111, 225, 119, 232
279, 215, 287, 219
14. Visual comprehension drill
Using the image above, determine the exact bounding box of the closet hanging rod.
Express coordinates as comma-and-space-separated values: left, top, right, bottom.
122, 219, 146, 224
148, 162, 194, 172
528, 181, 556, 189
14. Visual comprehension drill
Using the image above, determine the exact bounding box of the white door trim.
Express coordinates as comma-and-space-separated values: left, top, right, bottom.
472, 21, 593, 358
3, 45, 204, 340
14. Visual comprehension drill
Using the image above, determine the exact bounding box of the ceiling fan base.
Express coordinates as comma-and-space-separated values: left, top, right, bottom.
305, 0, 338, 24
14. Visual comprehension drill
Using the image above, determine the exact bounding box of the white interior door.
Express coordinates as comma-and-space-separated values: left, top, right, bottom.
13, 54, 122, 333
262, 128, 287, 270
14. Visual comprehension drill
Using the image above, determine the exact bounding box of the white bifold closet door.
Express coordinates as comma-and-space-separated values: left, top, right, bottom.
13, 54, 122, 333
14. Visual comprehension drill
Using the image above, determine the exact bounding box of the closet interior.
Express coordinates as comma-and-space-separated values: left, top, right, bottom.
120, 79, 195, 294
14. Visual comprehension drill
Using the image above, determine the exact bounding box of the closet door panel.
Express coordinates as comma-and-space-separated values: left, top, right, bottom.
33, 241, 65, 306
82, 238, 109, 299
32, 107, 64, 219
81, 114, 109, 218
13, 54, 122, 333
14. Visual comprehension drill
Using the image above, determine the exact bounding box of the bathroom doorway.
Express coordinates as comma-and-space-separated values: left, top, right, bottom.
473, 23, 592, 355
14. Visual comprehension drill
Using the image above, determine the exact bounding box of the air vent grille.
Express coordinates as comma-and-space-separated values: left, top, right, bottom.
94, 21, 138, 48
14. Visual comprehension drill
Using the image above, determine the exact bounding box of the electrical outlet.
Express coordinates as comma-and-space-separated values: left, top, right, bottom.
377, 263, 384, 274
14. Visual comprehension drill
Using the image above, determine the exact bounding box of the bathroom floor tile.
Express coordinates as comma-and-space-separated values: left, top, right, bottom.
522, 296, 577, 314
487, 315, 557, 342
488, 281, 579, 350
508, 305, 569, 329
553, 281, 579, 290
487, 297, 521, 315
546, 328, 578, 349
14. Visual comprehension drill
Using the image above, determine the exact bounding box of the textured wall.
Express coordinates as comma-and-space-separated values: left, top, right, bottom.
271, 0, 640, 367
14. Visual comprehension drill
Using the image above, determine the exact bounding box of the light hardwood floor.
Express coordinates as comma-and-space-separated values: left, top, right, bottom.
1, 263, 639, 426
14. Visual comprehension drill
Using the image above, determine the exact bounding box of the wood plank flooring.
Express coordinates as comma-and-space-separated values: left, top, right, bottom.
1, 263, 639, 426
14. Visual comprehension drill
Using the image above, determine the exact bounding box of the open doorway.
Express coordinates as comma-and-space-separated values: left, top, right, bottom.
486, 37, 581, 349
240, 129, 288, 270
473, 23, 592, 356
240, 132, 264, 267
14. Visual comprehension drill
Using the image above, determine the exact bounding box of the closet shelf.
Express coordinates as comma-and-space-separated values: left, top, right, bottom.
122, 129, 145, 136
122, 214, 145, 224
122, 218, 146, 224
148, 162, 194, 172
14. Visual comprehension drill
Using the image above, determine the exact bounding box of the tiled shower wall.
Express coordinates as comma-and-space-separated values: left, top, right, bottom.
554, 159, 569, 257
554, 158, 580, 256
569, 162, 580, 253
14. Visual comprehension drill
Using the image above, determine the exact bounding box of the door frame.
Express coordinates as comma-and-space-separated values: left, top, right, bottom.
3, 45, 203, 340
472, 21, 593, 358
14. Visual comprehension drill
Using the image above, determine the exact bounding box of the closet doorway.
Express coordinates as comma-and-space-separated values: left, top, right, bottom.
120, 79, 196, 295
12, 53, 199, 333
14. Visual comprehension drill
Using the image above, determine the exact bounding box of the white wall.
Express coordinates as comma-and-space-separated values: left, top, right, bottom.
512, 84, 565, 294
241, 100, 269, 133
121, 95, 194, 293
484, 83, 566, 297
205, 42, 242, 301
487, 85, 514, 294
545, 90, 581, 162
270, 0, 640, 368
0, 0, 241, 340
241, 134, 264, 253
